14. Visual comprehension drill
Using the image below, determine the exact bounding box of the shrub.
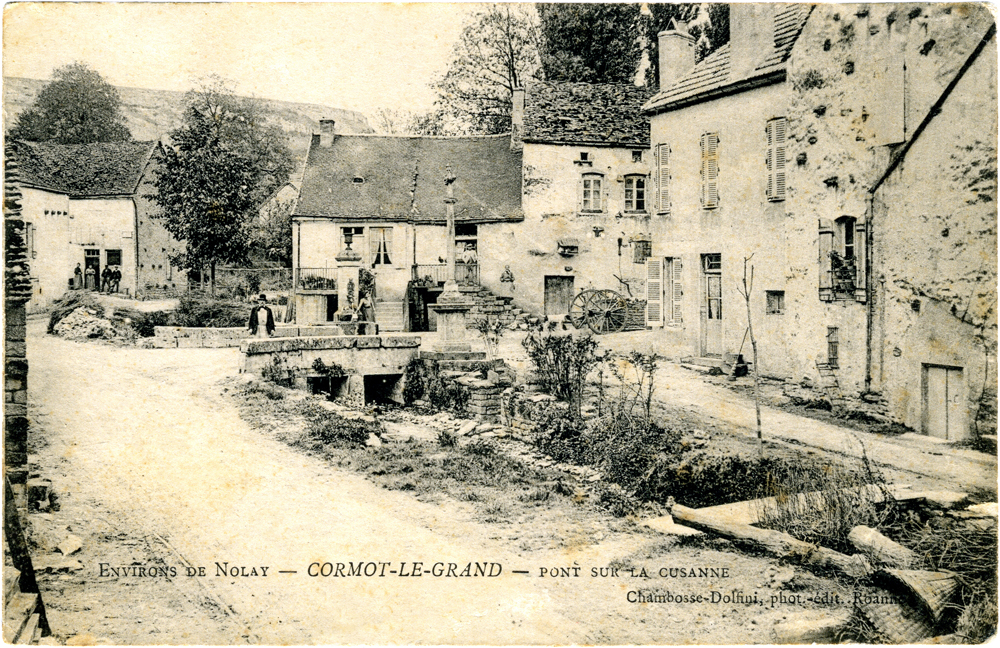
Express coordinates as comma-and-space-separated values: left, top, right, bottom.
310, 416, 376, 446
594, 482, 641, 518
402, 358, 426, 404
438, 428, 458, 448
172, 294, 247, 328
114, 308, 171, 337
311, 358, 346, 377
522, 331, 606, 417
427, 376, 469, 415
243, 380, 285, 401
261, 356, 293, 387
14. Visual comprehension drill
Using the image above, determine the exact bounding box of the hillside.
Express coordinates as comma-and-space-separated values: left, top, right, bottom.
3, 77, 373, 167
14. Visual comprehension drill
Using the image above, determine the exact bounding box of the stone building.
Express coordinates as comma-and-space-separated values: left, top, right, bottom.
488, 81, 655, 319
644, 3, 996, 439
10, 140, 183, 311
291, 120, 523, 330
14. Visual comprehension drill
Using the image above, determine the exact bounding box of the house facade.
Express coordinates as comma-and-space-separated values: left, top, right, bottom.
644, 3, 996, 439
291, 120, 522, 330
11, 140, 183, 311
482, 81, 656, 320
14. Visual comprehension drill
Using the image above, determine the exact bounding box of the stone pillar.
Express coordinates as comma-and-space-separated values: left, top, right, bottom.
430, 166, 472, 352
5, 154, 32, 487
335, 232, 362, 320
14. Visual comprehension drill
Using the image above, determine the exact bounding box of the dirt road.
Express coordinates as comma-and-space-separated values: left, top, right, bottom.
27, 321, 819, 644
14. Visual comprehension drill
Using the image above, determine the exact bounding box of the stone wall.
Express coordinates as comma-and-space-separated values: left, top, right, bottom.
241, 334, 421, 381
5, 303, 29, 485
149, 324, 348, 348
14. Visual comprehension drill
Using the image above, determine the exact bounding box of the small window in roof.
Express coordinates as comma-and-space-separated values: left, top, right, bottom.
352, 176, 365, 184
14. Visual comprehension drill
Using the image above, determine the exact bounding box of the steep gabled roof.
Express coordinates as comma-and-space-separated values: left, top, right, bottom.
294, 134, 522, 223
644, 4, 812, 114
11, 140, 157, 197
523, 81, 654, 148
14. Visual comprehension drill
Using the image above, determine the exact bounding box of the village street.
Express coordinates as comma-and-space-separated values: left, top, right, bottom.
28, 317, 852, 645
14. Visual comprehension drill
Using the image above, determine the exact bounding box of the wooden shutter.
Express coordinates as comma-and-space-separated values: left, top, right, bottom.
854, 218, 867, 302
657, 143, 670, 214
646, 257, 664, 326
818, 219, 834, 301
701, 132, 719, 209
766, 118, 787, 202
670, 257, 683, 325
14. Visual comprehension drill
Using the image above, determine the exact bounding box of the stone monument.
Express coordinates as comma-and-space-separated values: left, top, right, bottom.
430, 166, 473, 352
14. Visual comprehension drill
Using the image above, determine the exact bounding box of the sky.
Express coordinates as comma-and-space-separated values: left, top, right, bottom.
3, 2, 484, 116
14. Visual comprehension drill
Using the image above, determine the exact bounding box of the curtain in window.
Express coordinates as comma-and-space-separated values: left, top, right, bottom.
373, 228, 392, 265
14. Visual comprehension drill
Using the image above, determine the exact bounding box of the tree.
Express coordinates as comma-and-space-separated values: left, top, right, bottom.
251, 195, 294, 267
643, 4, 730, 88
152, 78, 293, 294
8, 62, 132, 144
432, 5, 542, 135
537, 4, 642, 83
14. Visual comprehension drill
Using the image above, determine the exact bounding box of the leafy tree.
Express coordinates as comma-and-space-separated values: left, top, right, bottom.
643, 4, 730, 88
151, 78, 293, 293
538, 4, 642, 83
432, 5, 542, 135
8, 62, 132, 144
251, 195, 294, 266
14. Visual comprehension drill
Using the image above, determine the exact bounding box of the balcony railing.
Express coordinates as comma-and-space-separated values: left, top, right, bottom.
296, 268, 338, 292
411, 263, 479, 286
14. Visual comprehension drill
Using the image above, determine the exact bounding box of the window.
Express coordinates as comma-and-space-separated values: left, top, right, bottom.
624, 176, 646, 212
342, 226, 364, 252
656, 143, 670, 214
818, 217, 867, 302
827, 327, 839, 368
700, 132, 720, 209
370, 227, 392, 265
766, 117, 787, 201
580, 151, 589, 161
106, 249, 122, 267
633, 239, 651, 263
632, 150, 643, 163
581, 174, 604, 212
645, 257, 683, 327
766, 290, 785, 314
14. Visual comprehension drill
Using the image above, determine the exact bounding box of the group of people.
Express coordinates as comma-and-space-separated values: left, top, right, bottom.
247, 291, 376, 338
72, 263, 121, 292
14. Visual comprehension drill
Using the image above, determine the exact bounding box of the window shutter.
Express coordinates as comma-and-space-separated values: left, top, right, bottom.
818, 219, 834, 301
577, 176, 584, 212
657, 143, 670, 214
854, 219, 867, 302
602, 175, 609, 212
646, 257, 664, 326
671, 257, 683, 325
766, 118, 787, 202
701, 132, 719, 209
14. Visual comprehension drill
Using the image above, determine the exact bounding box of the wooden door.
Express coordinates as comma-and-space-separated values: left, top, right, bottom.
923, 365, 965, 440
544, 276, 574, 318
701, 254, 723, 356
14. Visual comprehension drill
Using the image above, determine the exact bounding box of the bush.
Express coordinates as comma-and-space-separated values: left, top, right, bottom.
261, 356, 293, 387
403, 358, 426, 404
114, 308, 171, 337
522, 331, 606, 417
172, 294, 247, 328
243, 380, 286, 401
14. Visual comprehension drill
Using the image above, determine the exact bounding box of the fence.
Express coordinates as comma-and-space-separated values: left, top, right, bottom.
411, 263, 479, 286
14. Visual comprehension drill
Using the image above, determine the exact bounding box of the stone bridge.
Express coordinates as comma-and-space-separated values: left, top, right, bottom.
240, 335, 422, 405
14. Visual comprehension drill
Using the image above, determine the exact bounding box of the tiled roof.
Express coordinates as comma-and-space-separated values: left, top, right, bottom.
11, 140, 157, 197
294, 134, 522, 223
644, 4, 812, 113
523, 81, 654, 147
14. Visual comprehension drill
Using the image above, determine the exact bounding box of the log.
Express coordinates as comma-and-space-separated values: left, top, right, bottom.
669, 503, 871, 579
848, 525, 917, 568
771, 610, 852, 644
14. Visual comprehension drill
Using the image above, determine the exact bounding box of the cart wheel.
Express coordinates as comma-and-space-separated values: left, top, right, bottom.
568, 290, 594, 329
587, 290, 629, 334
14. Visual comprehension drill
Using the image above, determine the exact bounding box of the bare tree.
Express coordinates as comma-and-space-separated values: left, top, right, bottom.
736, 254, 763, 443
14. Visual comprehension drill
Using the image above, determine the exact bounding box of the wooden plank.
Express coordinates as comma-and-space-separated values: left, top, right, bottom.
669, 502, 871, 578
17, 613, 40, 645
848, 526, 917, 568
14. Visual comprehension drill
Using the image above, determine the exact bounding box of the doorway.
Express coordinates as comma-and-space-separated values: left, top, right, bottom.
700, 253, 723, 356
544, 276, 574, 318
84, 249, 100, 291
325, 294, 339, 322
922, 364, 965, 441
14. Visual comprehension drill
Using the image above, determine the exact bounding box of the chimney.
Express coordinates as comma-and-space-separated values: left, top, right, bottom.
319, 119, 336, 147
729, 3, 775, 81
657, 20, 696, 90
510, 87, 525, 151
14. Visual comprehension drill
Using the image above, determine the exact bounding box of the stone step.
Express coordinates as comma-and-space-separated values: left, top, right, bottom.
438, 359, 489, 372
375, 301, 405, 332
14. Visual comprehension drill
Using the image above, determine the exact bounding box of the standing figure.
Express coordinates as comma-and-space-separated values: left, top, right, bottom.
100, 266, 111, 292
85, 265, 96, 290
248, 294, 275, 338
73, 264, 83, 290
111, 267, 121, 293
357, 292, 375, 335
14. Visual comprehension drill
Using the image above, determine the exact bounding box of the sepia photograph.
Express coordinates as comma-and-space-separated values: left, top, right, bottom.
2, 2, 997, 644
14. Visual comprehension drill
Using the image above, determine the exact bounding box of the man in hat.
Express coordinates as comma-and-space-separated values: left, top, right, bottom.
248, 294, 275, 338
